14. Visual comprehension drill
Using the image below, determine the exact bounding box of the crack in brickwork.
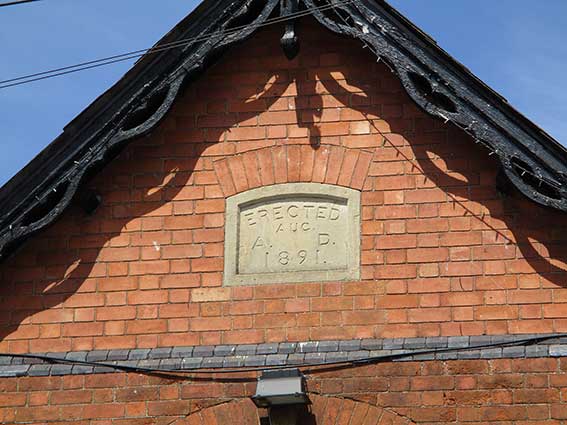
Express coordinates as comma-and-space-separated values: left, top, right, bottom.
167, 399, 237, 425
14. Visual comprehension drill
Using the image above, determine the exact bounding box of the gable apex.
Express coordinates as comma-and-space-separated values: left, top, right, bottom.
0, 0, 566, 261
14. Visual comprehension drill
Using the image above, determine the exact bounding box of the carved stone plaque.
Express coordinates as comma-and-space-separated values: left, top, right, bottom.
224, 183, 360, 286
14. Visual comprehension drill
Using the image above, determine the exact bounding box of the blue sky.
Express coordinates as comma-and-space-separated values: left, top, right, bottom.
1, 0, 566, 187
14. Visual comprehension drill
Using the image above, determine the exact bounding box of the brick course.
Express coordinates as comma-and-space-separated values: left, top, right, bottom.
0, 359, 566, 424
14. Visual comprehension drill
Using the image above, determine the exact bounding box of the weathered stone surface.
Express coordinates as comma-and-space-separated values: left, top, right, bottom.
224, 183, 361, 285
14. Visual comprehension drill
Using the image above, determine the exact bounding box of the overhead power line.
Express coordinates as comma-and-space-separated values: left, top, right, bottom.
0, 0, 43, 8
0, 0, 354, 89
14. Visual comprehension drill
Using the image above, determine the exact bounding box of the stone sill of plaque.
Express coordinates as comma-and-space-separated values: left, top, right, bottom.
224, 183, 361, 286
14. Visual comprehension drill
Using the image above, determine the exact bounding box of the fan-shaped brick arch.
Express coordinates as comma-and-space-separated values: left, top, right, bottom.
213, 145, 374, 197
170, 395, 414, 425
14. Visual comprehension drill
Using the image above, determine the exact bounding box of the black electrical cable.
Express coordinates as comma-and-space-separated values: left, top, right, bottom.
0, 334, 563, 379
0, 0, 355, 89
0, 0, 43, 7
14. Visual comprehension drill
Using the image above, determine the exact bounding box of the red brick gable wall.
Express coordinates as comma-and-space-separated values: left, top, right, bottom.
1, 19, 567, 354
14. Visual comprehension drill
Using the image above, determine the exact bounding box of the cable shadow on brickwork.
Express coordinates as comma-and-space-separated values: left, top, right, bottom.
317, 69, 567, 289
0, 73, 289, 349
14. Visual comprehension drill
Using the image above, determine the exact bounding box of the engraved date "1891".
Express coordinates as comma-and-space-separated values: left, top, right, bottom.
265, 249, 328, 267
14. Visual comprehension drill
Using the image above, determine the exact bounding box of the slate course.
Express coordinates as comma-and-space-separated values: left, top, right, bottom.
0, 333, 562, 377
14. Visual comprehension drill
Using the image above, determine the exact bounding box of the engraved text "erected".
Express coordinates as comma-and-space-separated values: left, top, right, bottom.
237, 200, 349, 275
